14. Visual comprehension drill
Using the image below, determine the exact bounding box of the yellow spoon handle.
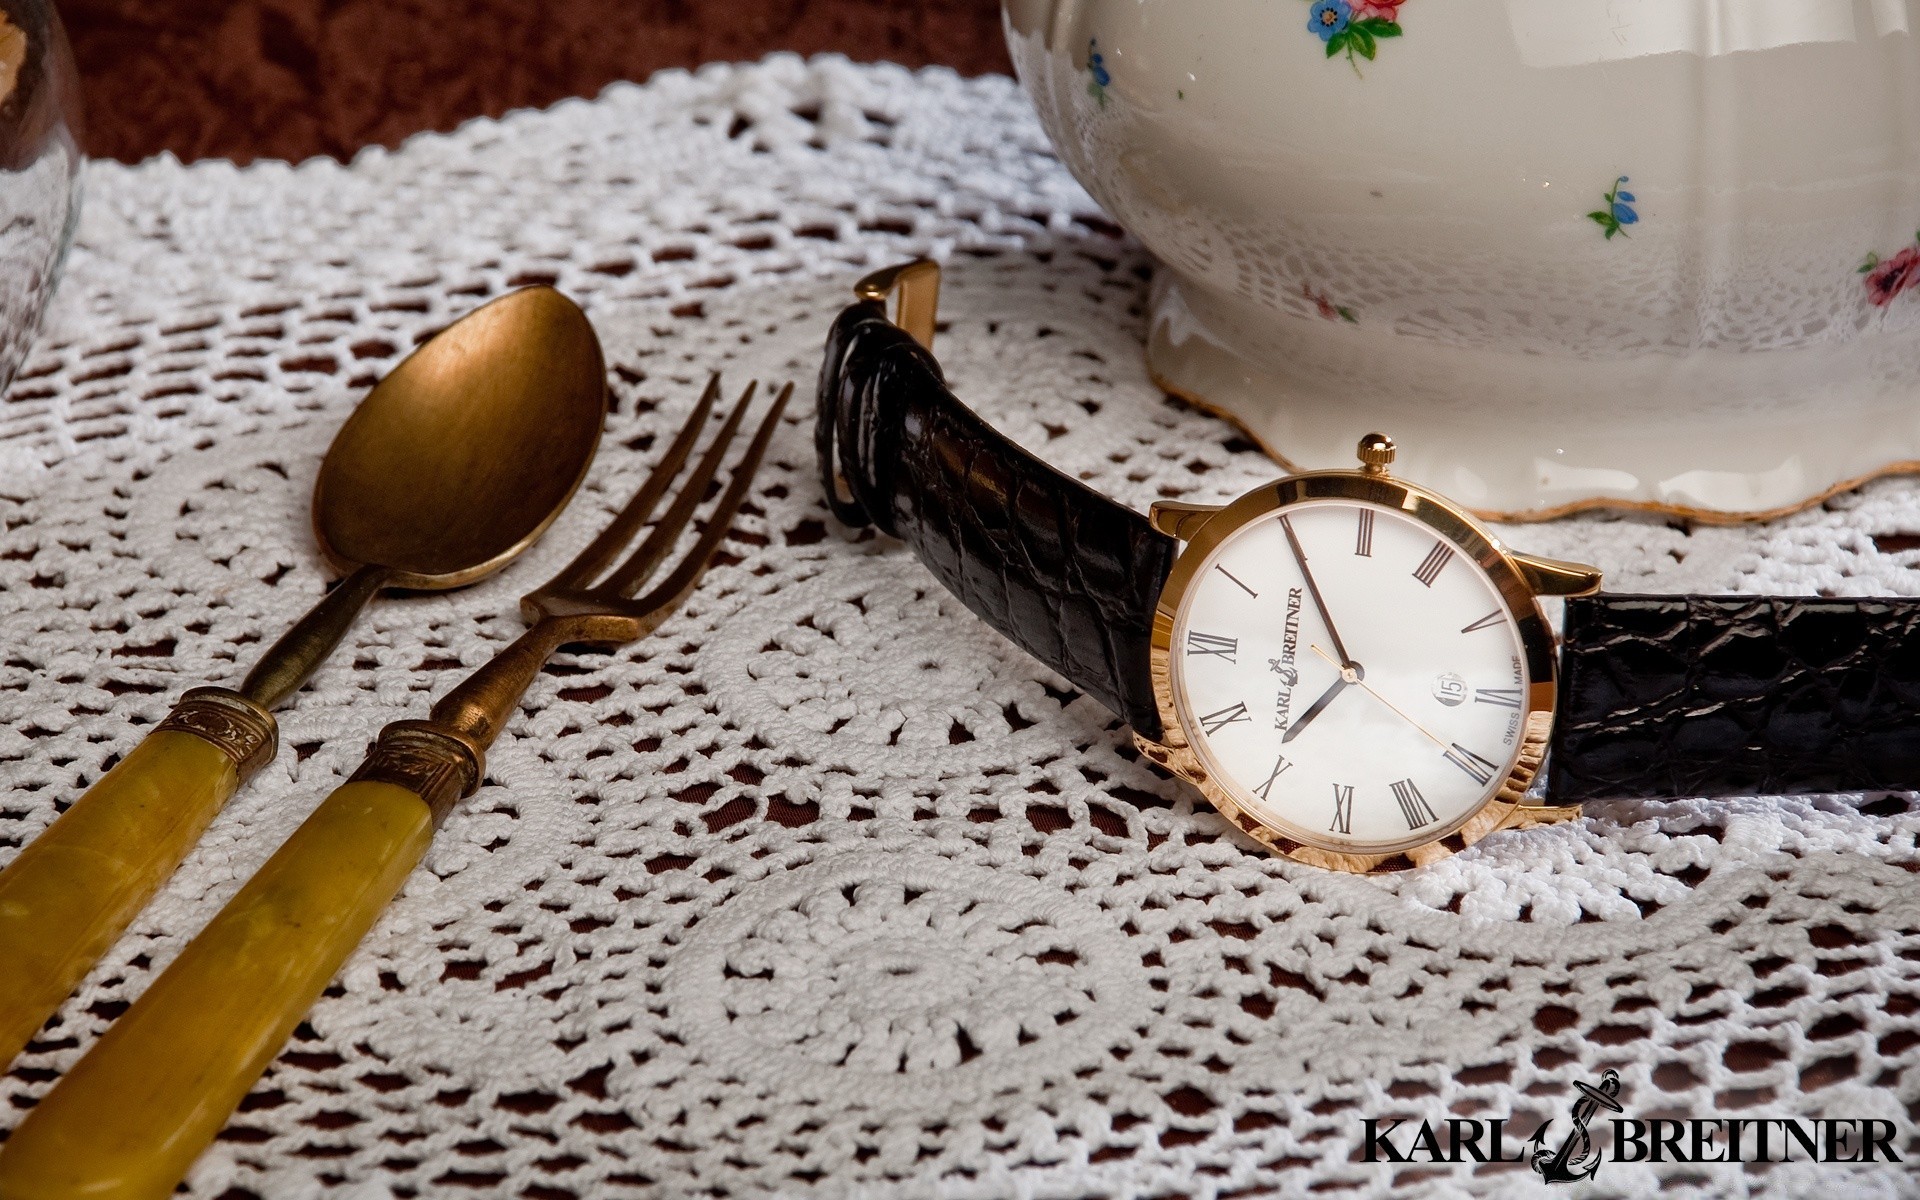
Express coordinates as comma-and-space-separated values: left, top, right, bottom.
0, 696, 272, 1071
0, 780, 434, 1200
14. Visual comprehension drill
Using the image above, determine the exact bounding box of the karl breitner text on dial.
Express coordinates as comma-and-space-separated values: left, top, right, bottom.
1269, 587, 1305, 731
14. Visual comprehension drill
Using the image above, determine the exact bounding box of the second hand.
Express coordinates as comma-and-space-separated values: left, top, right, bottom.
1309, 643, 1449, 752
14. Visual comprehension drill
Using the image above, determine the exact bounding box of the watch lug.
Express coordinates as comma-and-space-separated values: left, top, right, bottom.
1148, 500, 1224, 541
1498, 802, 1585, 831
1510, 551, 1604, 597
1131, 730, 1190, 776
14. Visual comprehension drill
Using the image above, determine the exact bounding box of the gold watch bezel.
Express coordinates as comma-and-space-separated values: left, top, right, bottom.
1136, 469, 1577, 874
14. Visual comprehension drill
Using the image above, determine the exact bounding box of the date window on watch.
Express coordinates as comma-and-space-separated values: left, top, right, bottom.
1432, 673, 1468, 707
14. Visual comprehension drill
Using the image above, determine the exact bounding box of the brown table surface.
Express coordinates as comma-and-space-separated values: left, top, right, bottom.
61, 0, 1010, 165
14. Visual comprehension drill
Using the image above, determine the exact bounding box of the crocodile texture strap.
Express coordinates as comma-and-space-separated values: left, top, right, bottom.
1548, 594, 1920, 802
816, 299, 1176, 739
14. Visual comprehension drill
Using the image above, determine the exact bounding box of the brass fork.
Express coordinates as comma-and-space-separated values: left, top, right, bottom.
0, 376, 791, 1200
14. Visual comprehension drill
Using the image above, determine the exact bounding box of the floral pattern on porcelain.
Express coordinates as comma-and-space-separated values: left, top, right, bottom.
1303, 283, 1357, 324
1860, 235, 1920, 307
1086, 38, 1111, 106
1588, 177, 1638, 240
1001, 0, 1920, 518
1306, 0, 1405, 73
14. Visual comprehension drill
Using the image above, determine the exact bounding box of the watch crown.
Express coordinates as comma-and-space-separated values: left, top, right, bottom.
1357, 432, 1395, 475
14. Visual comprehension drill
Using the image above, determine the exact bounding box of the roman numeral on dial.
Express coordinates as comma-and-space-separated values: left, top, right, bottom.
1255, 755, 1292, 800
1460, 610, 1505, 634
1443, 743, 1502, 786
1198, 702, 1251, 736
1185, 631, 1238, 662
1354, 509, 1374, 557
1390, 778, 1436, 829
1412, 541, 1453, 587
1475, 687, 1522, 709
1215, 564, 1258, 597
1330, 783, 1354, 834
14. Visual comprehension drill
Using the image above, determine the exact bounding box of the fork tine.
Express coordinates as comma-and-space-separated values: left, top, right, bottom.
624, 381, 792, 622
594, 379, 757, 599
541, 374, 721, 593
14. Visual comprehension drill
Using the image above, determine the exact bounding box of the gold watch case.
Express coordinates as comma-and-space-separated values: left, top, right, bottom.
845, 260, 1603, 873
1135, 441, 1603, 873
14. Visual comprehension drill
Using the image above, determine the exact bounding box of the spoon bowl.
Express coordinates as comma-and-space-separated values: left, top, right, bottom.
316, 287, 607, 587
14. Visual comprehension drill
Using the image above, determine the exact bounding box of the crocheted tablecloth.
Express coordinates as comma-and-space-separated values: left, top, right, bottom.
1, 57, 1916, 1199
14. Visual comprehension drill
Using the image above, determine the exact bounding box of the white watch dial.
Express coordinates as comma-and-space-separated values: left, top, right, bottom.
1171, 499, 1530, 854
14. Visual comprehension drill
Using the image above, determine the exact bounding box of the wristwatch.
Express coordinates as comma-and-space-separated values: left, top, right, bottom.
817, 260, 1920, 873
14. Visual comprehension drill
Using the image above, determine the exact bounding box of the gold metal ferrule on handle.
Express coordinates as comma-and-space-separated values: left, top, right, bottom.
152, 687, 279, 781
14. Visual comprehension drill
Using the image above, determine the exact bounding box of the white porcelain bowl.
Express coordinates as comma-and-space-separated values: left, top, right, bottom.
1003, 0, 1920, 519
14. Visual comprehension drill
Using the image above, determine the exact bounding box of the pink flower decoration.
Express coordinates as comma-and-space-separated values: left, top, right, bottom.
1347, 0, 1404, 20
1866, 246, 1920, 307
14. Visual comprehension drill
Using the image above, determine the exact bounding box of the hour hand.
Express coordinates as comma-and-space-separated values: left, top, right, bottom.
1282, 673, 1351, 743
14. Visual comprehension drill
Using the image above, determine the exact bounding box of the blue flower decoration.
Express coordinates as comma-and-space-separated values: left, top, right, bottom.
1589, 176, 1639, 240
1302, 0, 1402, 72
1086, 38, 1112, 106
1309, 0, 1352, 40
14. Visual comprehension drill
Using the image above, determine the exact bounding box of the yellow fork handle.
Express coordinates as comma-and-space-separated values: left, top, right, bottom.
0, 781, 433, 1200
0, 730, 242, 1071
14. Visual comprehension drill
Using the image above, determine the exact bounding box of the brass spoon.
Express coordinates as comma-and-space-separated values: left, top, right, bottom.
0, 287, 607, 1070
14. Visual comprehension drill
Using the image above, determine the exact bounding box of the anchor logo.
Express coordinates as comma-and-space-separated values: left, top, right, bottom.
1526, 1069, 1623, 1184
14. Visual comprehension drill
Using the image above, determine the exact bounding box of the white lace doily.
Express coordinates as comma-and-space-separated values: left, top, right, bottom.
0, 57, 1916, 1199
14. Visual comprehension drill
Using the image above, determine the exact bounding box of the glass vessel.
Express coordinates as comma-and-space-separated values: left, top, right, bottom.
0, 0, 81, 397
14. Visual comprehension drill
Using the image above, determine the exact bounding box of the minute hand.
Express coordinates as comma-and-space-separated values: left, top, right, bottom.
1280, 516, 1357, 668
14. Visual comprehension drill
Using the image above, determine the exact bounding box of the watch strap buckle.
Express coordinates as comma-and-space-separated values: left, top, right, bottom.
854, 259, 941, 351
